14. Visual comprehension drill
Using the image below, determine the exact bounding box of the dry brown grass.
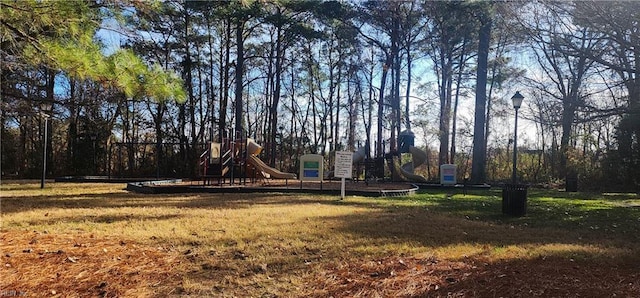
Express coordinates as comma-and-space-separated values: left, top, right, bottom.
1, 182, 639, 297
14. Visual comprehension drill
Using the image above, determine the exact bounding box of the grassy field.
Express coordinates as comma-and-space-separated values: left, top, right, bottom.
1, 182, 639, 297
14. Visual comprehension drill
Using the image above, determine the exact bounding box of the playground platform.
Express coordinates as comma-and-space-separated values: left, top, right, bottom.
126, 179, 492, 197
54, 176, 491, 197
125, 179, 420, 197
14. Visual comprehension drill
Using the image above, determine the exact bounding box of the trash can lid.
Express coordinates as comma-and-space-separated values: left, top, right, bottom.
399, 129, 415, 137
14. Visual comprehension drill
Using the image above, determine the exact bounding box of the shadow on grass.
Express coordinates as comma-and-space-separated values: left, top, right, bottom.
0, 187, 389, 215
0, 192, 317, 214
20, 213, 183, 227
408, 189, 640, 244
4, 186, 639, 252
322, 202, 639, 251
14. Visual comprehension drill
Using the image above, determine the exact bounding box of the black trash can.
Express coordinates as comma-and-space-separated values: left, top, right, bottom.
502, 184, 528, 217
566, 172, 578, 192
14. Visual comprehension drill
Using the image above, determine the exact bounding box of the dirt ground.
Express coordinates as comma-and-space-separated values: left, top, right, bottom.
2, 230, 638, 297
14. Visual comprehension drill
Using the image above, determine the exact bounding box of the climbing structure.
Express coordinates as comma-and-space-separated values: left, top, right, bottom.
199, 132, 249, 185
200, 136, 296, 185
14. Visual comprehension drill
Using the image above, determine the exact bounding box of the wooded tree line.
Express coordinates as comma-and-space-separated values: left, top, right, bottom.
1, 0, 638, 191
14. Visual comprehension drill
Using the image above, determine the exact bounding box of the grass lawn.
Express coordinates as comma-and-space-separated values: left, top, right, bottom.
1, 182, 639, 297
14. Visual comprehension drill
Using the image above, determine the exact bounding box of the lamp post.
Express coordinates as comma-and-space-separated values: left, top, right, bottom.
511, 91, 524, 184
40, 102, 53, 189
90, 133, 97, 175
278, 126, 284, 169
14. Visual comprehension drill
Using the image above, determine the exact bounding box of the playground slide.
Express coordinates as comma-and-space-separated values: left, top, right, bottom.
246, 139, 297, 179
398, 146, 429, 183
247, 155, 297, 179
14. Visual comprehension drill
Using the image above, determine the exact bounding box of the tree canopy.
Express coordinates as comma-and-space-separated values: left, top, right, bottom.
1, 0, 185, 101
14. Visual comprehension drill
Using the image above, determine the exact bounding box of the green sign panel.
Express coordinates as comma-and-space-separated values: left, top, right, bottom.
304, 161, 319, 168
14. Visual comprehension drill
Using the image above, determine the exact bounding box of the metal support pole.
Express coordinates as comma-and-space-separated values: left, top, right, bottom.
41, 116, 48, 189
512, 108, 519, 184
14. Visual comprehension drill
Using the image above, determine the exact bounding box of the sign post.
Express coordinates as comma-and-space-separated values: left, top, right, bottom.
334, 151, 353, 199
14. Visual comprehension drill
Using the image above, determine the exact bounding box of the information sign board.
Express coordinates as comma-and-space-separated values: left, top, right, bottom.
299, 154, 323, 181
334, 151, 353, 178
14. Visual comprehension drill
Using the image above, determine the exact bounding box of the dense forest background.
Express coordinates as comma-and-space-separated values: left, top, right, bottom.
1, 0, 638, 191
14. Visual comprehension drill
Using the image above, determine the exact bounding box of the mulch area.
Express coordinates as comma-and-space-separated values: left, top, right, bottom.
1, 230, 181, 297
307, 255, 640, 297
3, 230, 638, 297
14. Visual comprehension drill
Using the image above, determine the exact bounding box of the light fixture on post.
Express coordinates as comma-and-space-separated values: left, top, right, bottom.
502, 91, 527, 217
511, 91, 524, 184
40, 101, 53, 189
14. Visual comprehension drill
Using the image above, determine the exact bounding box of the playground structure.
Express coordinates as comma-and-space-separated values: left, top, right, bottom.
128, 137, 473, 196
246, 139, 296, 180
125, 129, 487, 196
199, 134, 297, 185
396, 146, 429, 183
197, 129, 436, 186
70, 127, 447, 190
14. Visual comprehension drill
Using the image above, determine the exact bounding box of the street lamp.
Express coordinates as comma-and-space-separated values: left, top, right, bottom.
278, 126, 284, 169
502, 91, 527, 216
90, 133, 97, 175
511, 91, 524, 184
40, 101, 53, 189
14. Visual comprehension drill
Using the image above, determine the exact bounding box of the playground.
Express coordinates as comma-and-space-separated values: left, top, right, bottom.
117, 130, 473, 198
1, 182, 638, 296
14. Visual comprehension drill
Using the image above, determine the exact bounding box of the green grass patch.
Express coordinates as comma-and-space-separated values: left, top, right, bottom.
2, 182, 639, 296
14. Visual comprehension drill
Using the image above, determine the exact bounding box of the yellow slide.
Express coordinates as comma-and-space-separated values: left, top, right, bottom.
398, 146, 429, 183
246, 139, 297, 179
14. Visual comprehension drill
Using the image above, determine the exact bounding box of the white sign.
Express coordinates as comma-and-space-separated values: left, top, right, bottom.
334, 151, 353, 178
440, 164, 457, 185
299, 154, 323, 181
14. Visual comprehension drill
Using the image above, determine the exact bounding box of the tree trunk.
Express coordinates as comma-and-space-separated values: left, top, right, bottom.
390, 16, 401, 153
269, 23, 282, 166
234, 19, 245, 137
437, 50, 452, 166
471, 16, 491, 184
450, 38, 468, 165
404, 46, 412, 132
184, 10, 196, 177
376, 54, 390, 158
219, 20, 231, 142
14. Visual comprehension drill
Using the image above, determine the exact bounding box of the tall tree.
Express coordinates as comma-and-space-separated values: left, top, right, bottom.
569, 1, 640, 189
261, 0, 337, 165
523, 2, 602, 178
1, 0, 186, 178
423, 1, 478, 166
470, 3, 493, 184
355, 1, 399, 158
